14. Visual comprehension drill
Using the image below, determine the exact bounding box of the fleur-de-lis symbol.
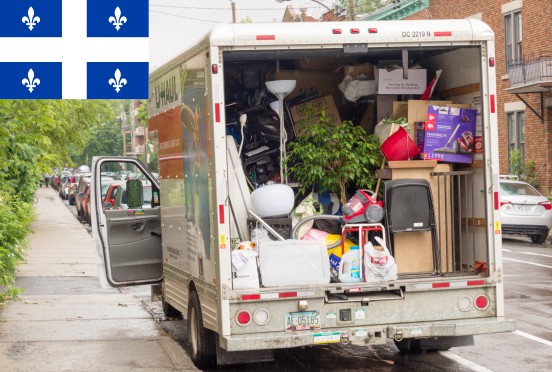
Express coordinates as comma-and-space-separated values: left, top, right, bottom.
22, 69, 40, 93
108, 69, 127, 93
22, 7, 41, 31
108, 7, 127, 31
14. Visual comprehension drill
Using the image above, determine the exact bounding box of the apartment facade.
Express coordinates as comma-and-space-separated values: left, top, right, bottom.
366, 0, 552, 192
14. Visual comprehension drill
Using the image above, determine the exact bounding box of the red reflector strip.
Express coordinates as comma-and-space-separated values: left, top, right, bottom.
368, 28, 378, 33
434, 31, 452, 37
241, 294, 261, 301
350, 28, 360, 34
332, 29, 342, 34
256, 35, 275, 41
215, 103, 221, 123
494, 191, 499, 210
467, 280, 485, 286
490, 94, 496, 113
219, 204, 225, 224
347, 288, 361, 293
278, 292, 297, 298
432, 282, 450, 289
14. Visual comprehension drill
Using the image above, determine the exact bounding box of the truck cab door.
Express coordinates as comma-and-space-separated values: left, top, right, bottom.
91, 157, 162, 287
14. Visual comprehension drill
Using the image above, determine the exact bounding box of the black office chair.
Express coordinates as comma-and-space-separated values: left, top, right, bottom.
384, 179, 441, 276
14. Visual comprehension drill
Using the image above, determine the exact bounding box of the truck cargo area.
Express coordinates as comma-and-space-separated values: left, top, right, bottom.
222, 44, 490, 285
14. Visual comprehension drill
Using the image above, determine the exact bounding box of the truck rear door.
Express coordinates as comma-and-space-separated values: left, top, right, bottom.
91, 157, 162, 287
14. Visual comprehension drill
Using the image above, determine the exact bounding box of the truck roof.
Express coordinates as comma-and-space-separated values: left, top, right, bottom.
150, 19, 493, 79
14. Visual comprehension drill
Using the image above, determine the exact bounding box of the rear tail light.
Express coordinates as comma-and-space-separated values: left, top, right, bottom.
457, 296, 473, 312
500, 200, 511, 207
236, 310, 251, 326
474, 295, 490, 310
538, 201, 552, 210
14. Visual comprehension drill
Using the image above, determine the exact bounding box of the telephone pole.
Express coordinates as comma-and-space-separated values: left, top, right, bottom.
348, 0, 356, 21
231, 0, 237, 23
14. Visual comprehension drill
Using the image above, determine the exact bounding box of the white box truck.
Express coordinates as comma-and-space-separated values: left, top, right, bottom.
91, 20, 515, 369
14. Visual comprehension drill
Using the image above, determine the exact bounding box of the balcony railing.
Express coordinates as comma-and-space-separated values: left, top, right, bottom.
508, 55, 552, 92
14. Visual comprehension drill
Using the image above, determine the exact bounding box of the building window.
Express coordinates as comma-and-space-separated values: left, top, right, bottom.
507, 111, 525, 170
504, 10, 522, 70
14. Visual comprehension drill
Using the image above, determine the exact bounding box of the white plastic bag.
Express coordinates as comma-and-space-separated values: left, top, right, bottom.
364, 236, 397, 282
231, 249, 260, 289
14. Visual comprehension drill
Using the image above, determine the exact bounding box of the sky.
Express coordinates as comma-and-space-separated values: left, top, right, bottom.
149, 0, 339, 70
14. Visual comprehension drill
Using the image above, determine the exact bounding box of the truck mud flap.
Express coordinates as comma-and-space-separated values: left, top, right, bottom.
387, 317, 516, 341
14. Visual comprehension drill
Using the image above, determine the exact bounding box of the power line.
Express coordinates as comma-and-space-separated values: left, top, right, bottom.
150, 4, 324, 11
149, 9, 220, 23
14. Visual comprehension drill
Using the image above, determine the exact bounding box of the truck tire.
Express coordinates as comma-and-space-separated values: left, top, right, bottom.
530, 233, 547, 244
394, 338, 422, 353
187, 290, 216, 369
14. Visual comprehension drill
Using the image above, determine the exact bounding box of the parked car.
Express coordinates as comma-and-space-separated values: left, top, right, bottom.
102, 182, 123, 209
68, 174, 86, 206
112, 182, 153, 210
81, 184, 92, 224
75, 175, 92, 218
53, 171, 71, 191
58, 174, 72, 199
499, 177, 552, 244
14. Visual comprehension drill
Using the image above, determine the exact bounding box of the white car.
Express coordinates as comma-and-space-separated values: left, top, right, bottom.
499, 179, 552, 244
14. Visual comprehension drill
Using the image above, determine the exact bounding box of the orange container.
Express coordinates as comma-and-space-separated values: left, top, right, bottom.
380, 126, 420, 161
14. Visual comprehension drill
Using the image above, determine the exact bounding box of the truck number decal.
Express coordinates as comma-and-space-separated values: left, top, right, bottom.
402, 30, 431, 38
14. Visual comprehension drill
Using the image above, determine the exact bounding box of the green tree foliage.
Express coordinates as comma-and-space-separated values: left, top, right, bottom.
287, 107, 382, 204
339, 0, 386, 15
509, 148, 539, 189
0, 100, 114, 301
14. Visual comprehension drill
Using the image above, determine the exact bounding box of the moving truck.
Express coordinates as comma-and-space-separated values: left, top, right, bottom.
91, 20, 515, 369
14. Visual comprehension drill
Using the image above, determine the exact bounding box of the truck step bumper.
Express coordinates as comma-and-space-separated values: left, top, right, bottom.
221, 317, 515, 352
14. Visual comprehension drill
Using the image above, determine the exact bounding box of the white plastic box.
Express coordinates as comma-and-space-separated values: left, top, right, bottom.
259, 240, 330, 287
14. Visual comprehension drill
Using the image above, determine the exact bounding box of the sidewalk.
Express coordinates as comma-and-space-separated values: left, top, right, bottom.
0, 187, 197, 371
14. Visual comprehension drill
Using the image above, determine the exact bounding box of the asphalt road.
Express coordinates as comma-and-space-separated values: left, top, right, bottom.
67, 197, 551, 371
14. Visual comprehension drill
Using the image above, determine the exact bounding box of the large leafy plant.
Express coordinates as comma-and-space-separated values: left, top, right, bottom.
287, 107, 381, 204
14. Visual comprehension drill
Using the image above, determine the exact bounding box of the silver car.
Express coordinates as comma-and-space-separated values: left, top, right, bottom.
500, 179, 552, 244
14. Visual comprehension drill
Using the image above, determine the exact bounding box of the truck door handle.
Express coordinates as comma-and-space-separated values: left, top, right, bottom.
131, 222, 145, 232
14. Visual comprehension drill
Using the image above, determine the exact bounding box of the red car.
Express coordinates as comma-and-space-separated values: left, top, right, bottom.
81, 184, 92, 224
102, 182, 123, 209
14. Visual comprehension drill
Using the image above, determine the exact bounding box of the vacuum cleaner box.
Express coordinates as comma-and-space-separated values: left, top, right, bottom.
417, 106, 477, 164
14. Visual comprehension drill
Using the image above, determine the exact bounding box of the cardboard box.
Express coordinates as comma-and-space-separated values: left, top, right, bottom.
377, 68, 427, 94
272, 70, 342, 105
418, 106, 477, 164
290, 95, 341, 134
344, 64, 374, 79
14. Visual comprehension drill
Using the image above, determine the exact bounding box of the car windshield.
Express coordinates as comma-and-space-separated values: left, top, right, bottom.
499, 182, 541, 197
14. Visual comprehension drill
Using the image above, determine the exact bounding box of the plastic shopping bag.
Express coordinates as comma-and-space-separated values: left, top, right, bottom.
364, 236, 397, 282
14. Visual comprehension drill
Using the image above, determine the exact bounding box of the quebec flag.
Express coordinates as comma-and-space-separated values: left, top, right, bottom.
0, 63, 62, 99
0, 1, 62, 37
88, 62, 149, 99
88, 0, 149, 37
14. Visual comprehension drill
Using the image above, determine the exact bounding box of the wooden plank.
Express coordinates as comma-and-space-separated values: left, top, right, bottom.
440, 83, 481, 98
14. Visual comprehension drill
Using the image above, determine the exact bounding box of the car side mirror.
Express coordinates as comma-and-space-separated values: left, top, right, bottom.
126, 179, 143, 209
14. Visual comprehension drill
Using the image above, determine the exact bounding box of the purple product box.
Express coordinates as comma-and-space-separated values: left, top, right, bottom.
418, 106, 477, 164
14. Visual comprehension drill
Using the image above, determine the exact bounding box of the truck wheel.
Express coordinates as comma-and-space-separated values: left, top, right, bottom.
530, 233, 547, 244
187, 290, 216, 369
394, 338, 422, 353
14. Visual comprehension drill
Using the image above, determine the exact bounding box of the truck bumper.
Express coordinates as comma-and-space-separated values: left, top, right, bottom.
220, 317, 515, 352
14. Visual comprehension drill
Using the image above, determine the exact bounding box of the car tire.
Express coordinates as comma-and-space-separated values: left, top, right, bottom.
187, 290, 216, 369
69, 197, 75, 206
530, 233, 548, 244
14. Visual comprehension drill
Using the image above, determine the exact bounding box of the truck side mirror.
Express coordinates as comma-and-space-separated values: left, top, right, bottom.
126, 179, 143, 209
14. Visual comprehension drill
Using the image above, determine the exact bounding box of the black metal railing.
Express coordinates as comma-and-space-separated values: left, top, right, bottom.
508, 55, 552, 86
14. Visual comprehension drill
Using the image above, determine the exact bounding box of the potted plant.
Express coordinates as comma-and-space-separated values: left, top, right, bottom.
287, 107, 382, 204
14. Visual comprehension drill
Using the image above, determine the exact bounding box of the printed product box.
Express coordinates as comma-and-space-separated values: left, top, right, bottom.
377, 68, 427, 94
417, 106, 477, 164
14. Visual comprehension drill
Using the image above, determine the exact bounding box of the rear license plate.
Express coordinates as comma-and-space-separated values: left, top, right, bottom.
285, 311, 321, 331
514, 205, 532, 212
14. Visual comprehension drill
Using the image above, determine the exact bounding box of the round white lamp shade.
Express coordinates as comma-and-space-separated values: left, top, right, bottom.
251, 184, 295, 218
265, 80, 296, 95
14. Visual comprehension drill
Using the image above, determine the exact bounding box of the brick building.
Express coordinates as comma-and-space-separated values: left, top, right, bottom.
366, 0, 552, 193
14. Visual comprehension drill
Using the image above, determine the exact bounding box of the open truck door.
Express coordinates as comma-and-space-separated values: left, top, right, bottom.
91, 157, 162, 287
